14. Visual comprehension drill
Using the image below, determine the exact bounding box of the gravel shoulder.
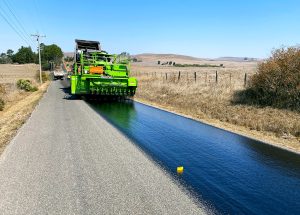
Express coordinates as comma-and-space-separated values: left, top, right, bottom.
0, 81, 207, 214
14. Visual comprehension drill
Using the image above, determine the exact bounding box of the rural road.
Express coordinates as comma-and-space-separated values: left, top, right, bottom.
0, 81, 206, 215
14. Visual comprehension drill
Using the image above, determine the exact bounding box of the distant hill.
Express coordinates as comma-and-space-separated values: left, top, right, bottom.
133, 53, 206, 61
133, 53, 259, 62
214, 57, 259, 62
64, 52, 260, 62
64, 52, 73, 57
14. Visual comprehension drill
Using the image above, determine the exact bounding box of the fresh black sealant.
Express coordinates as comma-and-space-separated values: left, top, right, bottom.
89, 101, 300, 215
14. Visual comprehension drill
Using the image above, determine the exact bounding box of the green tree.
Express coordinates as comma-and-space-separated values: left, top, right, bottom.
0, 53, 7, 64
0, 51, 14, 64
64, 56, 74, 62
12, 46, 35, 64
118, 52, 131, 63
6, 49, 14, 57
5, 49, 14, 63
41, 44, 63, 67
119, 52, 130, 57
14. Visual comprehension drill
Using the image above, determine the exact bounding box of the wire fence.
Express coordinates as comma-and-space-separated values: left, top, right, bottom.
131, 70, 255, 88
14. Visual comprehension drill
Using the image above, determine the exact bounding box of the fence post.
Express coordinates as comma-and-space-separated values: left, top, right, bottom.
216, 70, 218, 84
194, 72, 196, 83
165, 73, 168, 80
205, 72, 208, 83
178, 71, 181, 81
230, 73, 232, 85
244, 73, 247, 87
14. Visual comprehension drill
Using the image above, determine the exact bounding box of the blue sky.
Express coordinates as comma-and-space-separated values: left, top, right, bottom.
0, 0, 299, 58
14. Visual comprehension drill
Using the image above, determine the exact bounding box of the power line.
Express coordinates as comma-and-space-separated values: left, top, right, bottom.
0, 4, 32, 46
2, 0, 35, 44
0, 2, 33, 47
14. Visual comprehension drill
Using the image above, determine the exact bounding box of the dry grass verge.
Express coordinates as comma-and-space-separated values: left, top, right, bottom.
134, 75, 300, 153
0, 63, 49, 155
0, 82, 49, 155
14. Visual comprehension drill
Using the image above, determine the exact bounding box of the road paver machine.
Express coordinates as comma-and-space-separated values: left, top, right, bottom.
71, 39, 137, 97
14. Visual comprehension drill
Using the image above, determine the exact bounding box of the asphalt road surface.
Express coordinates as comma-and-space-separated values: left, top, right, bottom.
0, 81, 206, 215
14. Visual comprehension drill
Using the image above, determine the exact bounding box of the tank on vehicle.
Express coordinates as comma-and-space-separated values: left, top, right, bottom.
53, 70, 64, 80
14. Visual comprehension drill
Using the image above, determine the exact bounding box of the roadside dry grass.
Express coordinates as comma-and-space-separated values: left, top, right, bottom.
0, 64, 38, 84
0, 83, 48, 155
132, 61, 300, 153
0, 64, 49, 155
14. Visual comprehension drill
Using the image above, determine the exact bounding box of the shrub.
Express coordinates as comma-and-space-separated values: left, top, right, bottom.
17, 79, 38, 92
42, 71, 49, 82
0, 97, 4, 111
35, 71, 49, 83
235, 46, 300, 111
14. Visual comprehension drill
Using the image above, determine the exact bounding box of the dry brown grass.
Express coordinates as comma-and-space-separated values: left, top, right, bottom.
0, 64, 38, 84
0, 83, 49, 155
0, 64, 49, 155
0, 64, 39, 105
131, 56, 258, 90
131, 59, 300, 153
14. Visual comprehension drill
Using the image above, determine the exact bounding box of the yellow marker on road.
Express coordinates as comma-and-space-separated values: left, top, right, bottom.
177, 166, 184, 174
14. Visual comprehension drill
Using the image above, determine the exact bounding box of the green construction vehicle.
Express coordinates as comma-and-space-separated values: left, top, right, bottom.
70, 39, 137, 97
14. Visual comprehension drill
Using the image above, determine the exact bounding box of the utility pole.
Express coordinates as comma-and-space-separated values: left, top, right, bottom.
31, 33, 46, 84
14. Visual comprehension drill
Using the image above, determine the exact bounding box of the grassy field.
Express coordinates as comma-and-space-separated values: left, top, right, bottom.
131, 54, 257, 88
0, 64, 38, 84
131, 55, 300, 153
0, 64, 48, 154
